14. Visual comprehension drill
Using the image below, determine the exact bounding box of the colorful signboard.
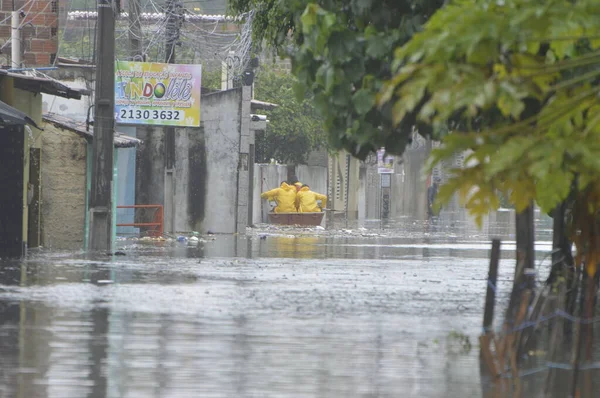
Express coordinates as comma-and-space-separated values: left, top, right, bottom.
114, 61, 202, 127
377, 148, 394, 174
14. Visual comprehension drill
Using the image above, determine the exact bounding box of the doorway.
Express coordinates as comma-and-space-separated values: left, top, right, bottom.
0, 125, 25, 257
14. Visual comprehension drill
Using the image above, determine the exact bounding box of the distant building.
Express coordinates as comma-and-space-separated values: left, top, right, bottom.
0, 70, 84, 257
0, 0, 59, 67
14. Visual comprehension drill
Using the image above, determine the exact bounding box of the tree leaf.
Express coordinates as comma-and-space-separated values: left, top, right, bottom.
352, 89, 375, 115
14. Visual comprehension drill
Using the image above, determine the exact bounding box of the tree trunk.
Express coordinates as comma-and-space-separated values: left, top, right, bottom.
507, 204, 535, 325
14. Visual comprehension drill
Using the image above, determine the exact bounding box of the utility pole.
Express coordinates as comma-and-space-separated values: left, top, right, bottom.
128, 0, 143, 61
88, 0, 116, 252
165, 0, 182, 65
11, 1, 20, 68
163, 0, 182, 232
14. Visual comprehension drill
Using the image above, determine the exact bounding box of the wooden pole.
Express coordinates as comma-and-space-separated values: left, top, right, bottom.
163, 0, 182, 233
128, 0, 143, 61
570, 266, 584, 398
545, 281, 567, 396
483, 239, 501, 333
88, 0, 116, 252
582, 273, 596, 397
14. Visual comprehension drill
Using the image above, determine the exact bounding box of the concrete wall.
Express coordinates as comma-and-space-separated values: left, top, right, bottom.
305, 148, 329, 167
296, 165, 327, 200
48, 67, 255, 235
357, 135, 431, 221
135, 126, 166, 216
251, 164, 328, 225
328, 152, 360, 217
40, 124, 87, 249
135, 87, 254, 235
42, 75, 93, 122
363, 163, 381, 220
355, 134, 470, 222
236, 86, 253, 233
183, 88, 244, 233
392, 138, 430, 220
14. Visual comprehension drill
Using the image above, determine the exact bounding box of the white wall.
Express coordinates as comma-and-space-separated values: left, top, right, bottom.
42, 76, 92, 122
296, 165, 327, 199
193, 89, 243, 233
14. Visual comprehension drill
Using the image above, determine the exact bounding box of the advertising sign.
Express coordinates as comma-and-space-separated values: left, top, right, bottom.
115, 61, 202, 127
377, 148, 394, 174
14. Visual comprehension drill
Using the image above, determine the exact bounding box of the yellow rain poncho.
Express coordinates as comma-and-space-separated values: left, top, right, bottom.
260, 182, 298, 213
296, 186, 327, 213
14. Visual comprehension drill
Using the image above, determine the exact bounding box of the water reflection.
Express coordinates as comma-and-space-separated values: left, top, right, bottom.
0, 217, 560, 398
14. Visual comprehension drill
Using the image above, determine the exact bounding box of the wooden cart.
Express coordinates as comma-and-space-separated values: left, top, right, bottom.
267, 212, 325, 226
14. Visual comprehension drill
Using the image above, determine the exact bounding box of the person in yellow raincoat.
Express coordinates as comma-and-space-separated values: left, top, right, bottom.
288, 176, 303, 192
296, 184, 327, 212
260, 181, 298, 213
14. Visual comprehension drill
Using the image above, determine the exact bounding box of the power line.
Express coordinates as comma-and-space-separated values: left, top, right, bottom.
60, 0, 253, 80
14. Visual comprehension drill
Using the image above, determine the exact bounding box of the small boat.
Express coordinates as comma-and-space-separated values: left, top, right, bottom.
268, 212, 325, 226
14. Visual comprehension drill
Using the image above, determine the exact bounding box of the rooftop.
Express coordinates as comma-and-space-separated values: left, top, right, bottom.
43, 113, 141, 148
67, 11, 240, 22
0, 70, 89, 99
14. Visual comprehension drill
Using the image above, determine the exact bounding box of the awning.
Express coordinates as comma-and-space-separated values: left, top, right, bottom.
0, 70, 89, 99
0, 100, 42, 129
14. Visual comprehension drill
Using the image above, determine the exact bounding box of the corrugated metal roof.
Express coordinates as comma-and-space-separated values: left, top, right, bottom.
0, 70, 88, 99
67, 11, 240, 22
0, 100, 41, 129
43, 113, 141, 148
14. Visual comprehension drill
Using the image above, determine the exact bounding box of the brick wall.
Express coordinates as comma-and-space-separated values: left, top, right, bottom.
0, 0, 58, 67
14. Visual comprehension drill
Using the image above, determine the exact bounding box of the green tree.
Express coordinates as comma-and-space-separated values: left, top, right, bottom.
201, 68, 221, 91
229, 0, 445, 158
253, 68, 326, 164
382, 0, 600, 278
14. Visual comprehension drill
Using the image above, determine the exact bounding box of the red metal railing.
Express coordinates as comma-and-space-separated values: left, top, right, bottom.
116, 205, 164, 237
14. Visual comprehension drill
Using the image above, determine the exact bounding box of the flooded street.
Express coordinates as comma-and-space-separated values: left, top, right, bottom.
0, 216, 553, 398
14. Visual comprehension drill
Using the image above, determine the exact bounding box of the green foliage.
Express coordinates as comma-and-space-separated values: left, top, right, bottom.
384, 0, 600, 231
58, 28, 94, 61
201, 68, 221, 91
254, 68, 326, 164
229, 0, 445, 159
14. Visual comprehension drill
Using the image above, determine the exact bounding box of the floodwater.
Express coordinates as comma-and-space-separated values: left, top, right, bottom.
0, 214, 555, 398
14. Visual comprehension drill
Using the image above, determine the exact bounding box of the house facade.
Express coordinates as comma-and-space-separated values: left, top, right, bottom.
0, 70, 85, 257
41, 113, 140, 250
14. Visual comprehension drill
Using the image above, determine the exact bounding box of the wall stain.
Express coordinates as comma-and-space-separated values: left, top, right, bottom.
189, 125, 206, 231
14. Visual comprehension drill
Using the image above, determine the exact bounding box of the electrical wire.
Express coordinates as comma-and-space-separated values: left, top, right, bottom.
59, 0, 254, 83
